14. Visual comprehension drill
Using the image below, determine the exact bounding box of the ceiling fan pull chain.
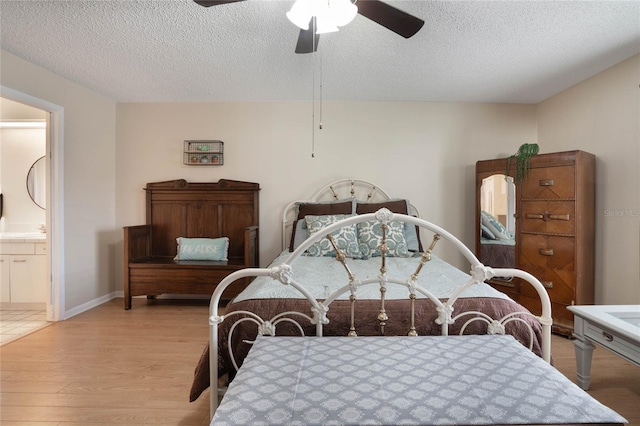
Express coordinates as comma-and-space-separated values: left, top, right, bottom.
319, 50, 323, 130
311, 20, 316, 158
311, 65, 315, 158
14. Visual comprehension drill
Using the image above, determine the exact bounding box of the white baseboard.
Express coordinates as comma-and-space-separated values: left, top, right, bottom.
5, 294, 210, 318
64, 292, 118, 320
16, 292, 208, 320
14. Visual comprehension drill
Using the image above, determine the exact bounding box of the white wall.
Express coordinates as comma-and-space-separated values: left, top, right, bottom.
0, 128, 46, 232
1, 50, 117, 314
537, 54, 640, 304
115, 101, 537, 290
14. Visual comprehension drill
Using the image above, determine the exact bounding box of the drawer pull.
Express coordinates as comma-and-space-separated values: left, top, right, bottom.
602, 331, 613, 342
538, 248, 554, 256
539, 179, 554, 186
12, 259, 27, 263
526, 213, 544, 220
525, 212, 570, 222
548, 213, 570, 221
542, 281, 553, 289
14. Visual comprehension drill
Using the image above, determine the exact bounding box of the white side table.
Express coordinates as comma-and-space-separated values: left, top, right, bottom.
567, 305, 640, 390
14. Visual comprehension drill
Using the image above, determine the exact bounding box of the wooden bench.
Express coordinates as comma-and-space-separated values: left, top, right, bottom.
123, 179, 259, 310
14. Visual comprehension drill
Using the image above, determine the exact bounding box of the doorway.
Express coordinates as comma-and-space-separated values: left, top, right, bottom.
0, 87, 64, 331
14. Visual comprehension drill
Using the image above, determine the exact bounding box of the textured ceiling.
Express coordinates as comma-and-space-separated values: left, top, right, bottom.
1, 0, 639, 103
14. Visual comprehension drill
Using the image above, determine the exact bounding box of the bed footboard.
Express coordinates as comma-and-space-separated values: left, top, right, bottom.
204, 210, 553, 418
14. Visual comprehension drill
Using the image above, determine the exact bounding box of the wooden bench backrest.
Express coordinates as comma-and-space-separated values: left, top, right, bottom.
145, 179, 260, 261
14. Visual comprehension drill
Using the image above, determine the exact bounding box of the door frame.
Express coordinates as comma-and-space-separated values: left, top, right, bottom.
1, 85, 65, 321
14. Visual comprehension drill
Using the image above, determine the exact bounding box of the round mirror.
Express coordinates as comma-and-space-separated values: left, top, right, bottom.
26, 156, 46, 209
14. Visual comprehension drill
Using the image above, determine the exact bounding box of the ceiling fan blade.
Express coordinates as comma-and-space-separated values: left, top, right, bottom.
356, 0, 424, 38
295, 18, 320, 54
193, 0, 245, 7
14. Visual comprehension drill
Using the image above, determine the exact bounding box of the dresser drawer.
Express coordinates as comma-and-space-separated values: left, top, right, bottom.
518, 295, 575, 323
519, 233, 575, 305
518, 264, 575, 305
585, 321, 640, 363
520, 201, 575, 235
521, 166, 575, 199
519, 234, 575, 270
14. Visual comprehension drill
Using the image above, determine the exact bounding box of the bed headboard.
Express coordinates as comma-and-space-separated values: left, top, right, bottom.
281, 178, 420, 250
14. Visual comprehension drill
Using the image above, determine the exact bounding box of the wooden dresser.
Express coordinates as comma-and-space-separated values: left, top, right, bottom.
476, 150, 596, 335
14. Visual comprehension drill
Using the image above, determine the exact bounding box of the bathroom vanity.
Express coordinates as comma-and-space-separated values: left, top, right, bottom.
0, 233, 47, 305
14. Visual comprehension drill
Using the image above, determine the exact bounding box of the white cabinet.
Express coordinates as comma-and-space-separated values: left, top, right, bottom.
0, 240, 48, 304
0, 255, 10, 302
9, 255, 47, 303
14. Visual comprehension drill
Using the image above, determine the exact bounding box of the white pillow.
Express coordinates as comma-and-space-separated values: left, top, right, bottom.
481, 224, 497, 240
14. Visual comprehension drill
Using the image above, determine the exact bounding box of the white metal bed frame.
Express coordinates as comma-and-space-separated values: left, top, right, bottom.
208, 181, 553, 419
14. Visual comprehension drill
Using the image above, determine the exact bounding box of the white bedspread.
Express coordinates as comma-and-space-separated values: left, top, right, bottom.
233, 251, 510, 303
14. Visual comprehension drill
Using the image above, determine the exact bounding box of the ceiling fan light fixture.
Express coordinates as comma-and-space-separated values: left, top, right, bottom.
315, 10, 339, 34
330, 0, 357, 27
287, 0, 357, 31
286, 0, 312, 30
315, 20, 339, 34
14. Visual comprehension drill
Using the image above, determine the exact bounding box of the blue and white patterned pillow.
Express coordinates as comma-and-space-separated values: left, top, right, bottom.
357, 220, 411, 258
304, 214, 360, 258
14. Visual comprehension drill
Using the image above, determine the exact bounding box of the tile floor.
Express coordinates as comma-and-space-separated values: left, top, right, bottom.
0, 309, 50, 346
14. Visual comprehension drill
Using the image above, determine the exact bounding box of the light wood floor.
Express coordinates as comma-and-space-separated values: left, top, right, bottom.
1, 298, 639, 425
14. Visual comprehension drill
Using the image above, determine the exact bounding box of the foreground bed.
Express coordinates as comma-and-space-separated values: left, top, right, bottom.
203, 209, 624, 425
193, 179, 624, 424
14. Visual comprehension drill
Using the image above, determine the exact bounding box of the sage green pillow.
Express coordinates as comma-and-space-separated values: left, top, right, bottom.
357, 220, 411, 258
304, 214, 360, 258
174, 237, 229, 261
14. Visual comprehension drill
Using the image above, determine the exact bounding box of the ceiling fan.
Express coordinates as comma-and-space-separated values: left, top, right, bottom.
193, 0, 424, 54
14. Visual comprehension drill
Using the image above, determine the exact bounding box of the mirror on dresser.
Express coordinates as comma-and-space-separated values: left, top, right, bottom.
475, 160, 518, 298
480, 174, 516, 264
26, 156, 46, 210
